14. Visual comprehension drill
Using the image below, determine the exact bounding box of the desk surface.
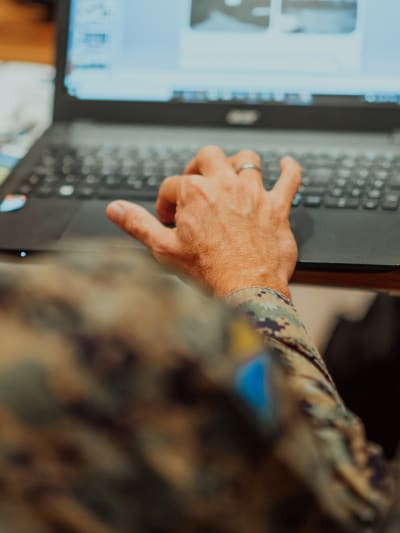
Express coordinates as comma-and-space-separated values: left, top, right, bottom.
293, 269, 400, 293
0, 0, 54, 64
0, 1, 399, 292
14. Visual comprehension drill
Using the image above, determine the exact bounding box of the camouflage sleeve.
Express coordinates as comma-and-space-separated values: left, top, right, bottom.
225, 287, 393, 530
0, 247, 393, 533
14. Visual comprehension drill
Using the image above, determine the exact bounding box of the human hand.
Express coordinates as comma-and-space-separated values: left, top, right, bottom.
106, 146, 301, 298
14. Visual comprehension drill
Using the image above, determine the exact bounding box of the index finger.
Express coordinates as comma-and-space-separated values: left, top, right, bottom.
184, 145, 236, 178
271, 156, 302, 214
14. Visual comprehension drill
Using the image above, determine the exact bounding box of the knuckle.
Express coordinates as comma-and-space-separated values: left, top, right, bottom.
199, 145, 222, 157
238, 150, 261, 165
186, 175, 201, 188
151, 240, 169, 256
162, 175, 174, 185
185, 176, 207, 196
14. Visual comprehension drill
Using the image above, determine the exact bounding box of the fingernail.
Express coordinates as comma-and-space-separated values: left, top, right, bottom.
107, 201, 125, 222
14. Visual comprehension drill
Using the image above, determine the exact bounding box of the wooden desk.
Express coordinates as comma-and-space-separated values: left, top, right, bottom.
293, 269, 400, 293
1, 1, 399, 292
0, 0, 54, 64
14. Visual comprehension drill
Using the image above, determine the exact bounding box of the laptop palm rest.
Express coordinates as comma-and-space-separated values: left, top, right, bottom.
60, 200, 155, 248
0, 199, 80, 251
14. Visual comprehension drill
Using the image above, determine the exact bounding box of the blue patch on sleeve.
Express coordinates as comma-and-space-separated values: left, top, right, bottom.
235, 354, 273, 423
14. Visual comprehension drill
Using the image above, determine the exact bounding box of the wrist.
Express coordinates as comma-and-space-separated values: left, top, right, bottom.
210, 271, 291, 299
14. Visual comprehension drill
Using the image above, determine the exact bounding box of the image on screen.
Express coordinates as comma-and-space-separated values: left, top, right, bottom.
190, 0, 271, 33
281, 0, 358, 34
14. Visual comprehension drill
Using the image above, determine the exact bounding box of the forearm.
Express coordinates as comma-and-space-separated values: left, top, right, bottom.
226, 288, 338, 391
225, 287, 393, 527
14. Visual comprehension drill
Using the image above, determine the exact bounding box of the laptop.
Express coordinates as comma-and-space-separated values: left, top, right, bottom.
0, 0, 399, 270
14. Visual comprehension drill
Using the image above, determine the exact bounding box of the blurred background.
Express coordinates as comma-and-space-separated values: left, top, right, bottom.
0, 0, 55, 63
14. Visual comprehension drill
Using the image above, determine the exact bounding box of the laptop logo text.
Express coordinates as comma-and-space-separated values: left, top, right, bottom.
226, 109, 261, 126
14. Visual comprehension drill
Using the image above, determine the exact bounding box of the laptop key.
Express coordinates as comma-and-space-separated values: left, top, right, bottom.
33, 166, 51, 176
303, 195, 321, 208
83, 175, 100, 185
64, 174, 79, 184
143, 175, 164, 187
325, 197, 359, 209
43, 176, 61, 185
348, 188, 362, 198
353, 178, 367, 188
355, 169, 370, 179
309, 168, 333, 181
373, 170, 390, 180
330, 187, 345, 197
341, 198, 359, 209
302, 186, 325, 196
16, 185, 33, 195
369, 179, 385, 189
28, 175, 41, 185
337, 169, 352, 180
77, 187, 96, 199
334, 178, 348, 188
58, 185, 75, 198
342, 158, 357, 168
368, 189, 381, 199
35, 186, 55, 198
363, 199, 379, 210
104, 177, 123, 188
389, 177, 400, 190
381, 194, 399, 211
142, 173, 161, 183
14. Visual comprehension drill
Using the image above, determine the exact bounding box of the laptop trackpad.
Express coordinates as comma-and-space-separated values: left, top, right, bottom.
60, 200, 155, 248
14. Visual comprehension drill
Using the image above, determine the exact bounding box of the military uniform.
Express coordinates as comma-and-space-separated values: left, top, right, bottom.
0, 245, 395, 532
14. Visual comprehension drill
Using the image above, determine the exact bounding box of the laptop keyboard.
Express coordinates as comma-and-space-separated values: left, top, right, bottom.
13, 144, 400, 211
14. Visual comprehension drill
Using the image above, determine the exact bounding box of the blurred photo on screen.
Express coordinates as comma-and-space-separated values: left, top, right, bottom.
281, 0, 358, 34
190, 0, 271, 32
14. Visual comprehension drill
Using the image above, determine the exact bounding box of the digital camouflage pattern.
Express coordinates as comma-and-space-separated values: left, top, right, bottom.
0, 244, 395, 532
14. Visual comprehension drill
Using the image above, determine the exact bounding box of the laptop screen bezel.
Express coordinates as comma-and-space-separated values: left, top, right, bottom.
54, 0, 400, 133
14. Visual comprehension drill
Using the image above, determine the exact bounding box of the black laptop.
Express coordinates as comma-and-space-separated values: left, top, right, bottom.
0, 0, 399, 270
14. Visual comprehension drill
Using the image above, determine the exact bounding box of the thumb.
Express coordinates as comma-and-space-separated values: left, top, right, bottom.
106, 201, 178, 254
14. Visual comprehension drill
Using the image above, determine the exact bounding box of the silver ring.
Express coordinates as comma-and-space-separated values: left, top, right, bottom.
237, 163, 263, 175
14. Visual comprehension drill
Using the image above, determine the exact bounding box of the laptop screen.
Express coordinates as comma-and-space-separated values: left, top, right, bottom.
65, 0, 400, 109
